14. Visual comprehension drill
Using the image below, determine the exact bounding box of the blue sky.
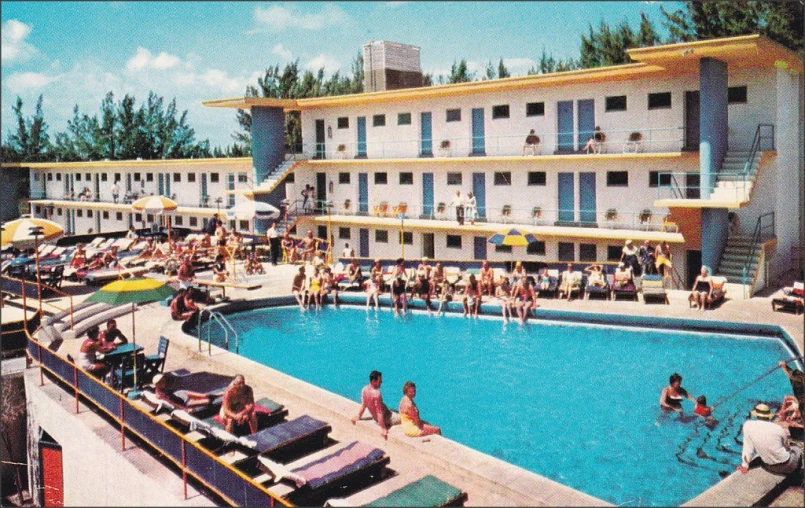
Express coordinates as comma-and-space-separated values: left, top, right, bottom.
1, 1, 679, 150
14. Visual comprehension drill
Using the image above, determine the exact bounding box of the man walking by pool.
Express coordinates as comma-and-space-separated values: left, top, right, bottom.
737, 403, 803, 475
351, 370, 401, 440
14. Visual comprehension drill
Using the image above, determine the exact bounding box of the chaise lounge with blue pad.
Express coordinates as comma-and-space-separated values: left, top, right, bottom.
640, 274, 669, 304
583, 273, 611, 300
771, 281, 804, 315
611, 274, 638, 301
535, 269, 559, 298
325, 472, 468, 507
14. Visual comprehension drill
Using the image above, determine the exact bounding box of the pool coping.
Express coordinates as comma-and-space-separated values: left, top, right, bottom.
185, 295, 802, 506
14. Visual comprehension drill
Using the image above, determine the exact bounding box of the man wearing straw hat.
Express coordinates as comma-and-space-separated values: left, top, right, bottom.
737, 403, 803, 475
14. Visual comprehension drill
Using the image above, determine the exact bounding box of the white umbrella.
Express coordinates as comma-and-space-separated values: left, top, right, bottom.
226, 200, 281, 220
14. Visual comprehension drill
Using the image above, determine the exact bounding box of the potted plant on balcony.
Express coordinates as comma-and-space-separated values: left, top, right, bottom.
436, 202, 447, 216
532, 206, 542, 219
343, 198, 351, 212
438, 139, 452, 157
639, 208, 652, 224
336, 144, 347, 159
606, 208, 618, 222
624, 132, 643, 153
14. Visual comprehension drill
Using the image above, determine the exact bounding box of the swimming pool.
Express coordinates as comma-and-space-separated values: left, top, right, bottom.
210, 306, 798, 506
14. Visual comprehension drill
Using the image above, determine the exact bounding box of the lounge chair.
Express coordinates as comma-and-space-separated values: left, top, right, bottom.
584, 272, 610, 300
82, 266, 149, 285
611, 274, 638, 301
326, 472, 468, 507
557, 271, 583, 300
265, 440, 390, 506
534, 269, 559, 298
641, 274, 668, 304
771, 281, 804, 315
687, 276, 728, 309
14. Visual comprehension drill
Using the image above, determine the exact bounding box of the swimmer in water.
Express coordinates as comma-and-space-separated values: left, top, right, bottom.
660, 372, 696, 413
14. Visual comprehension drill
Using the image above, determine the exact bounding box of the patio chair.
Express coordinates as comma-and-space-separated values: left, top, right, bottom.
771, 281, 804, 315
558, 271, 583, 300
584, 272, 611, 300
110, 353, 146, 392
535, 269, 559, 298
40, 265, 65, 290
265, 440, 390, 506
641, 274, 669, 304
142, 336, 169, 381
611, 274, 638, 301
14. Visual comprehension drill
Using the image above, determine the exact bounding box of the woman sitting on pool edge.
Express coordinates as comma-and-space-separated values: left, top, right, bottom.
660, 372, 696, 413
399, 381, 441, 437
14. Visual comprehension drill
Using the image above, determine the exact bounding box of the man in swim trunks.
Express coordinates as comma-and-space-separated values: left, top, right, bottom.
659, 372, 696, 412
347, 258, 363, 286
291, 266, 307, 309
351, 370, 401, 440
220, 374, 257, 435
479, 260, 495, 296
392, 276, 408, 315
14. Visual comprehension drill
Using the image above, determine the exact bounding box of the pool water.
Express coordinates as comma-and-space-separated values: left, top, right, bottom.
212, 306, 797, 506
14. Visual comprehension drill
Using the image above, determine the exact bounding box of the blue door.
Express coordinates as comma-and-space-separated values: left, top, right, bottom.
166, 173, 172, 199
577, 99, 595, 150
201, 173, 208, 206
158, 173, 164, 196
126, 173, 132, 193
420, 112, 432, 156
557, 101, 574, 152
358, 173, 368, 214
422, 172, 434, 218
471, 108, 485, 155
558, 172, 575, 223
359, 228, 369, 257
472, 172, 486, 220
473, 236, 487, 260
579, 172, 597, 225
357, 117, 367, 158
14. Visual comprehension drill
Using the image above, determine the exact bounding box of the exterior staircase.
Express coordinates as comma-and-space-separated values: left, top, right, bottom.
252, 159, 303, 195
709, 150, 761, 202
714, 235, 761, 284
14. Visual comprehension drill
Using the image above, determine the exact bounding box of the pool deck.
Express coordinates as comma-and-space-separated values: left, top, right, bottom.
24, 263, 805, 506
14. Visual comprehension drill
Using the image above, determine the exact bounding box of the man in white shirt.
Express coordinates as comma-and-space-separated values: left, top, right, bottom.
342, 242, 355, 258
111, 181, 120, 204
738, 403, 803, 475
449, 190, 465, 225
266, 222, 280, 266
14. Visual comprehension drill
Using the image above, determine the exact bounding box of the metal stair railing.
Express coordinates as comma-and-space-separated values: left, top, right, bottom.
732, 124, 774, 202
197, 308, 239, 354
741, 211, 775, 298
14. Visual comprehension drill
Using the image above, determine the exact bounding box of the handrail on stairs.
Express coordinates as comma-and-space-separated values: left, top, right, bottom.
197, 308, 239, 354
741, 211, 775, 298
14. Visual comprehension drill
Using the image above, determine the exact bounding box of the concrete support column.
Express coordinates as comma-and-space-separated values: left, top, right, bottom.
701, 208, 729, 272
251, 107, 286, 185
699, 57, 729, 197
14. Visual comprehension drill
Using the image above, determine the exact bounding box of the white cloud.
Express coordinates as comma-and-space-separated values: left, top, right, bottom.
126, 47, 181, 71
5, 71, 60, 92
2, 19, 37, 63
503, 57, 537, 75
271, 44, 294, 61
305, 54, 342, 74
254, 4, 348, 32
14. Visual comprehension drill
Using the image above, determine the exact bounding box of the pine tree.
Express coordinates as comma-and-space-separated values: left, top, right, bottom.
497, 58, 510, 79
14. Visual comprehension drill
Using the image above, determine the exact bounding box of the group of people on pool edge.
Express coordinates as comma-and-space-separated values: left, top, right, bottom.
351, 370, 441, 440
660, 363, 804, 476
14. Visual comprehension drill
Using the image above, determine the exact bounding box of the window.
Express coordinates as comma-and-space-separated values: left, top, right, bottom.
607, 171, 629, 187
77, 209, 83, 217
607, 245, 622, 261
338, 172, 350, 184
147, 214, 154, 222
146, 173, 154, 182
317, 226, 328, 239
101, 173, 108, 182
399, 172, 413, 185
372, 114, 386, 127
173, 173, 181, 182
446, 172, 462, 185
47, 173, 53, 181
579, 244, 597, 262
189, 217, 198, 227
649, 171, 672, 188
527, 241, 546, 255
102, 211, 109, 219
56, 173, 62, 181
493, 172, 511, 186
374, 172, 388, 184
34, 206, 41, 214
648, 92, 672, 110
85, 173, 91, 181
558, 242, 575, 261
492, 105, 510, 119
285, 172, 295, 183
239, 220, 249, 231
174, 216, 183, 226
210, 172, 219, 183
87, 209, 93, 217
526, 102, 545, 117
400, 231, 413, 245
34, 173, 40, 181
527, 172, 546, 186
116, 212, 123, 221
605, 95, 627, 112
446, 235, 462, 248
337, 117, 349, 129
339, 227, 351, 240
75, 173, 81, 181
114, 173, 121, 182
135, 213, 142, 222
397, 113, 411, 125
187, 173, 196, 183
446, 109, 461, 122
495, 245, 513, 253
728, 86, 747, 104
134, 173, 141, 181
375, 230, 389, 243
56, 208, 62, 216
238, 173, 248, 183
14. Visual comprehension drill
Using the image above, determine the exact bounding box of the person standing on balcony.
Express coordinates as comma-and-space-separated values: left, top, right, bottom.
465, 192, 478, 225
450, 190, 465, 225
110, 180, 120, 204
523, 129, 540, 156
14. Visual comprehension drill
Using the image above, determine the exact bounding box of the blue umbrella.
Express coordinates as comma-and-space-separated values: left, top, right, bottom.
488, 228, 538, 247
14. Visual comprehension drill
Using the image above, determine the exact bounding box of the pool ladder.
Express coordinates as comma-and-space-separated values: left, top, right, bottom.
197, 309, 239, 355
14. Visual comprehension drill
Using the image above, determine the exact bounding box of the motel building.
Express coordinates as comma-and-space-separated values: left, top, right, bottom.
16, 34, 805, 296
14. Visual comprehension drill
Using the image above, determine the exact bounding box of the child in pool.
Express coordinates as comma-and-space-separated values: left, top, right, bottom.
694, 395, 713, 417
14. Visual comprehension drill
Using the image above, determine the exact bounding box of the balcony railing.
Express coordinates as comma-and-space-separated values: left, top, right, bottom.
293, 126, 684, 160
655, 172, 753, 202
304, 199, 673, 233
28, 191, 228, 210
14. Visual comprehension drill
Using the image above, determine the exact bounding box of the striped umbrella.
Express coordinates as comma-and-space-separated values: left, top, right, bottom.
131, 196, 178, 214
1, 218, 64, 248
84, 277, 177, 386
488, 228, 538, 247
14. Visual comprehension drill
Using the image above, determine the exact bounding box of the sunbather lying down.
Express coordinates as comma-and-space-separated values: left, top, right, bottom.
152, 373, 218, 411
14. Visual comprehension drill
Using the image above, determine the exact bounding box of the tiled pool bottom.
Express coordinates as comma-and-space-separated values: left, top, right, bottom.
202, 303, 800, 506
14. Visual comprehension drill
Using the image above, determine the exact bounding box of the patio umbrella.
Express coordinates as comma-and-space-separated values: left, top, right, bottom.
227, 199, 280, 232
488, 228, 538, 247
132, 196, 178, 236
1, 218, 64, 249
84, 277, 177, 386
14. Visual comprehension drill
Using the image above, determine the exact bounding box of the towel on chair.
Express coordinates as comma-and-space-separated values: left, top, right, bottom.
258, 456, 307, 488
